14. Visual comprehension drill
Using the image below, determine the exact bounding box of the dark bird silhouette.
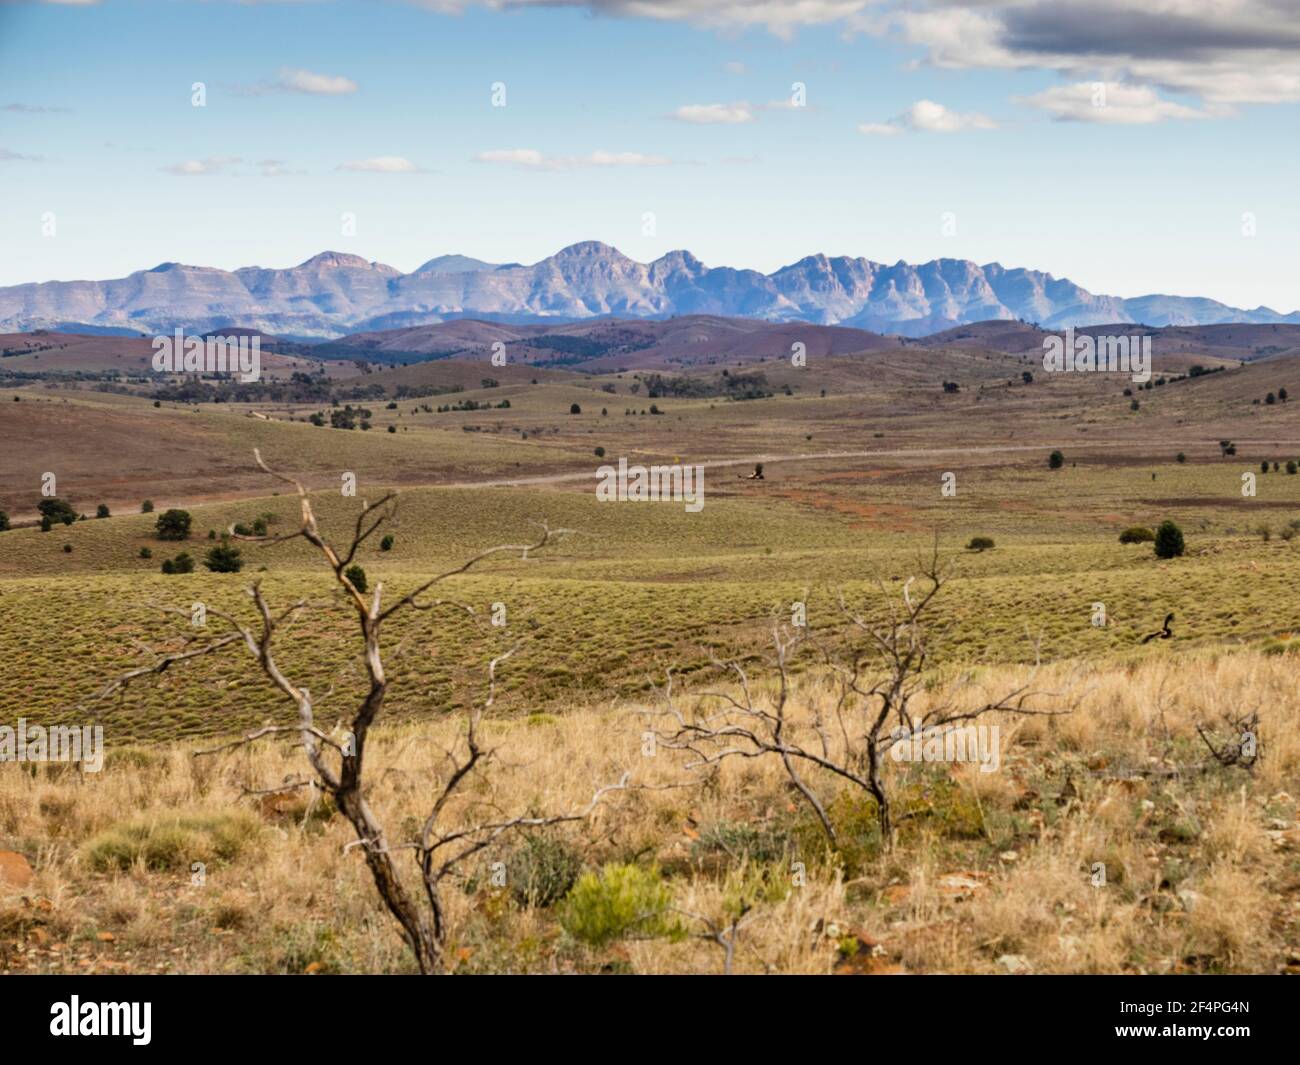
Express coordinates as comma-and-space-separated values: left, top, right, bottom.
1141, 613, 1174, 644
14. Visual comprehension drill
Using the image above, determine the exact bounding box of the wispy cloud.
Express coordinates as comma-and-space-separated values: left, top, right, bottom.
276, 67, 358, 95
4, 102, 71, 114
670, 102, 755, 124
337, 155, 423, 172
233, 67, 358, 97
0, 148, 44, 162
1015, 82, 1213, 125
858, 99, 997, 135
162, 156, 242, 176
258, 158, 306, 177
473, 148, 673, 170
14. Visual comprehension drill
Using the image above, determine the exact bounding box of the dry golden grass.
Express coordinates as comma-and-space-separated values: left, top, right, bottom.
1, 648, 1296, 974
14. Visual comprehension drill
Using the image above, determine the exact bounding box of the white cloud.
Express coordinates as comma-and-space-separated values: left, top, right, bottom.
0, 148, 43, 161
905, 99, 996, 132
670, 102, 755, 124
858, 99, 996, 135
473, 148, 673, 169
723, 61, 748, 75
277, 68, 358, 95
337, 156, 422, 172
162, 156, 241, 176
1016, 82, 1213, 125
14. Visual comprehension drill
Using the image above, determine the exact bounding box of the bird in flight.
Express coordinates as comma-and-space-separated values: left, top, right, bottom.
1141, 613, 1174, 644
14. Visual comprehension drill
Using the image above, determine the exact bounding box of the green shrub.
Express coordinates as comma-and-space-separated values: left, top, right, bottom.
506, 834, 582, 908
84, 810, 263, 872
0, 510, 8, 532
1154, 520, 1185, 559
344, 564, 367, 593
139, 547, 153, 559
1118, 526, 1155, 544
966, 536, 995, 552
38, 497, 77, 525
561, 864, 678, 947
141, 499, 154, 513
161, 552, 195, 574
155, 508, 193, 541
379, 534, 394, 552
1048, 450, 1064, 470
96, 503, 110, 518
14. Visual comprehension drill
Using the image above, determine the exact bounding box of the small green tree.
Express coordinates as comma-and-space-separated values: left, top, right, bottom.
0, 510, 8, 532
96, 503, 111, 518
379, 534, 394, 552
155, 508, 193, 541
203, 540, 243, 573
1175, 453, 1186, 464
569, 403, 581, 415
1154, 520, 1185, 559
966, 536, 995, 552
1048, 450, 1065, 470
141, 499, 154, 513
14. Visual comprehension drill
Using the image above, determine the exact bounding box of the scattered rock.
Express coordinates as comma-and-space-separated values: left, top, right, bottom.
997, 953, 1032, 974
937, 872, 989, 899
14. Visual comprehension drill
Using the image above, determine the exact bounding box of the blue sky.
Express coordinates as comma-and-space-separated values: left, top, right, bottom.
1, 0, 1297, 312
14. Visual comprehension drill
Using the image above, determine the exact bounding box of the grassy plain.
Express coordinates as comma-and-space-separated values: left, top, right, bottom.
2, 345, 1299, 974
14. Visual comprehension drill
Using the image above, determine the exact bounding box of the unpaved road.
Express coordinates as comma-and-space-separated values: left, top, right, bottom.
449, 439, 1300, 490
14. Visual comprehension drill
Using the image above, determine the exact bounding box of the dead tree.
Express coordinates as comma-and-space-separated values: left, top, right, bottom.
97, 449, 627, 974
649, 547, 1071, 845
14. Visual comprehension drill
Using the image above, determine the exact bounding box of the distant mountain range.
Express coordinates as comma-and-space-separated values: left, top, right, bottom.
3, 241, 1297, 340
